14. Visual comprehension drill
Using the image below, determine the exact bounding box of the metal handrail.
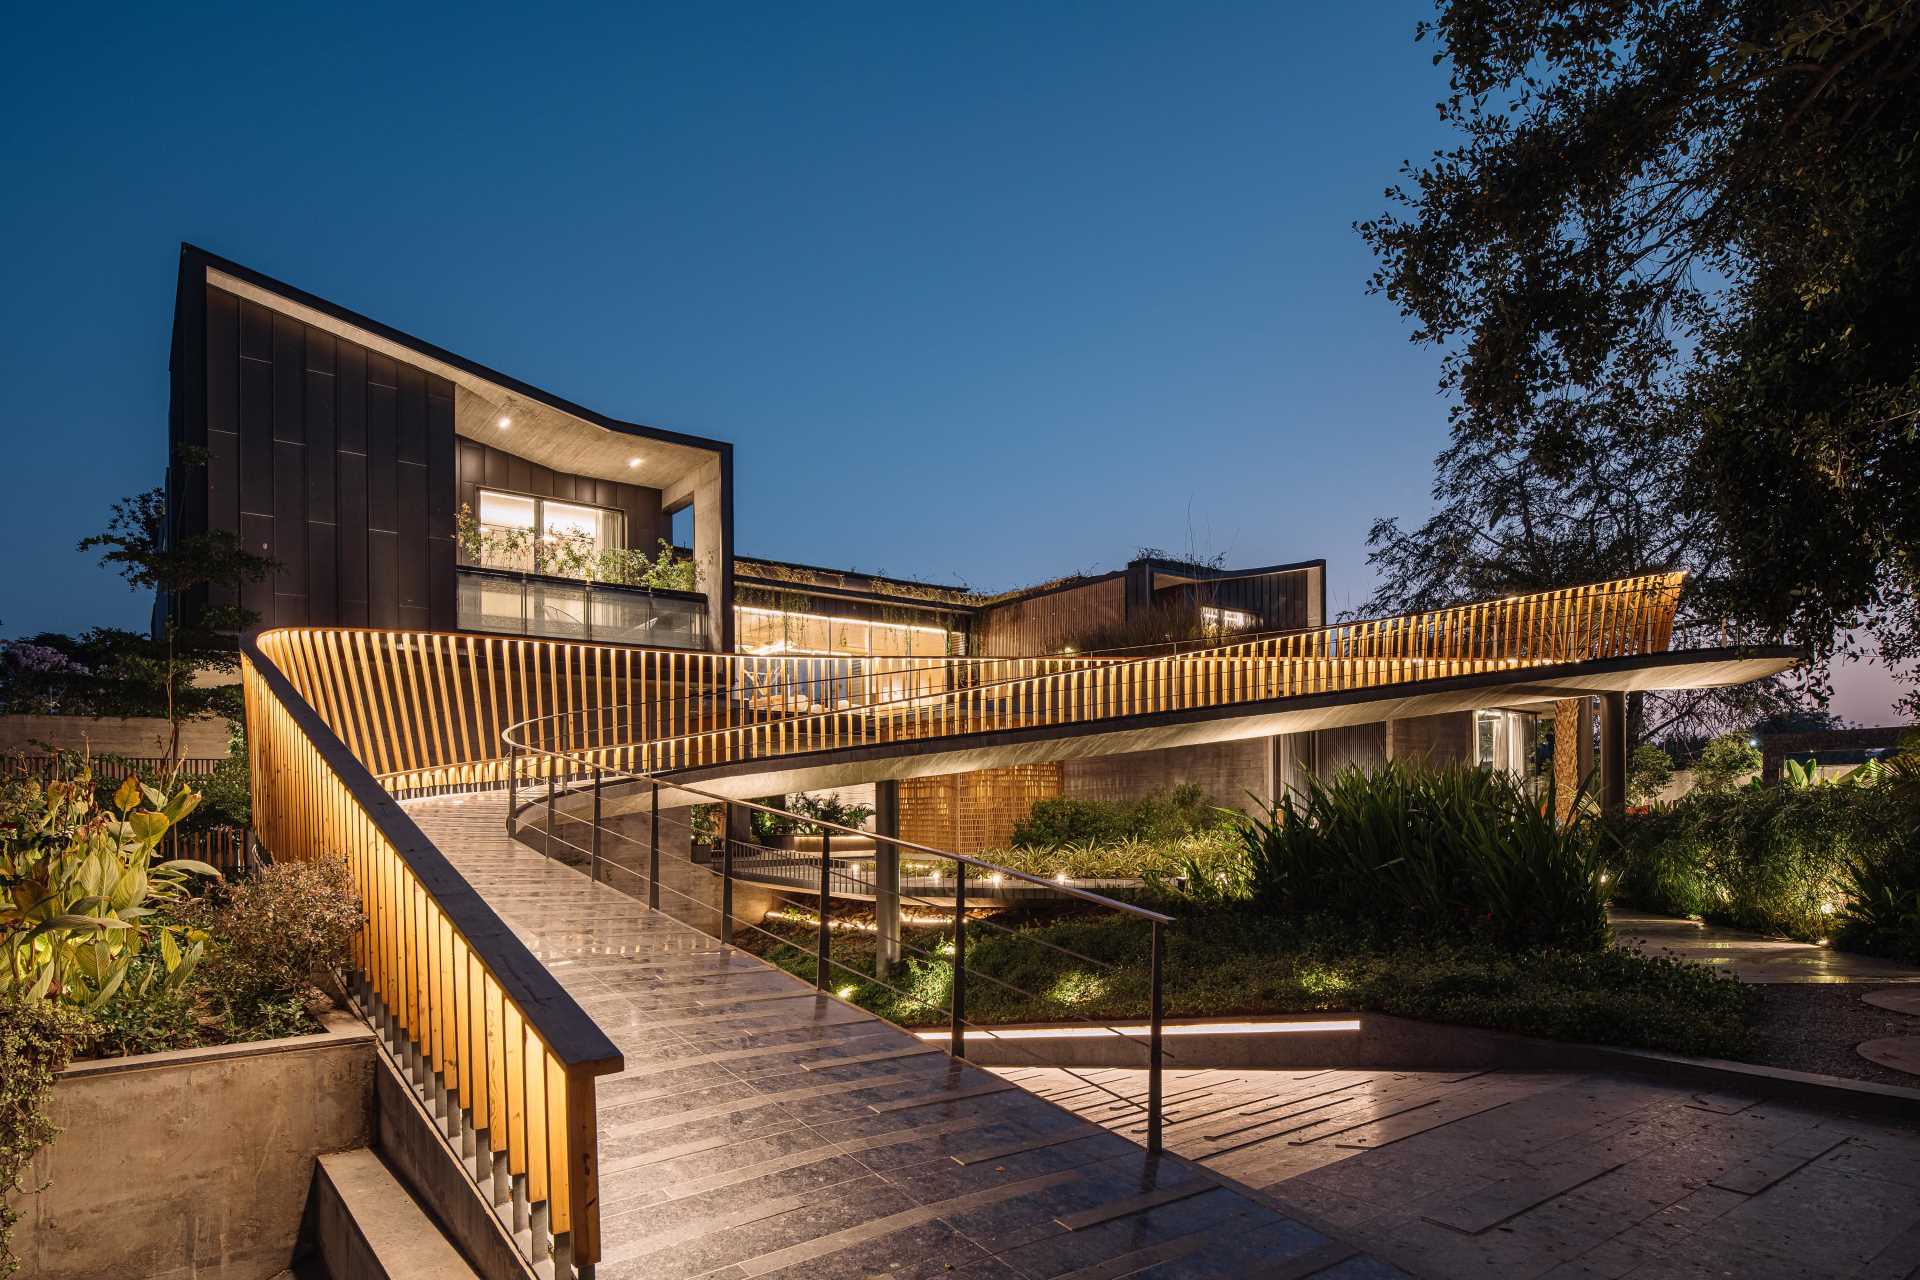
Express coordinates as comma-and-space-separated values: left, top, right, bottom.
504, 774, 1178, 1142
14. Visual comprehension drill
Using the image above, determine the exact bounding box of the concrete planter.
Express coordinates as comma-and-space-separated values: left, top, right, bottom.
11, 1011, 376, 1280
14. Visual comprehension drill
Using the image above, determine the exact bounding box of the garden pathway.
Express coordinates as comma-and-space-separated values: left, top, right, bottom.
1609, 911, 1920, 984
404, 796, 1410, 1280
998, 1063, 1920, 1280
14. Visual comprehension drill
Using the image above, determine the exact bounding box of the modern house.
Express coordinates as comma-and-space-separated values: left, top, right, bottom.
160, 245, 1749, 850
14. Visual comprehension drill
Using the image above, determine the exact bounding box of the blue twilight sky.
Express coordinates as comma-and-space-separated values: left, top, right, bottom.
0, 2, 1900, 721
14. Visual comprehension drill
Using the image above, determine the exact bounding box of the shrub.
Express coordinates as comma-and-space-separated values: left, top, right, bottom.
1628, 745, 1674, 804
1012, 783, 1231, 849
1, 997, 92, 1278
1238, 763, 1607, 951
1692, 733, 1761, 794
1606, 772, 1911, 940
1, 769, 218, 1008
974, 828, 1246, 888
201, 859, 364, 1021
748, 907, 1751, 1059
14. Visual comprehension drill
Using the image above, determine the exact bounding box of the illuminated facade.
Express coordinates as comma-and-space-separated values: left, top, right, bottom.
160, 245, 1593, 845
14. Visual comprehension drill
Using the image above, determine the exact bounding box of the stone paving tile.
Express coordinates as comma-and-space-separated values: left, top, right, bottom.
405, 797, 1373, 1279
1003, 1063, 1920, 1280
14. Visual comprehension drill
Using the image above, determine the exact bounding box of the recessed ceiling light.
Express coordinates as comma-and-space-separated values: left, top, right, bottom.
497, 415, 512, 429
627, 457, 641, 468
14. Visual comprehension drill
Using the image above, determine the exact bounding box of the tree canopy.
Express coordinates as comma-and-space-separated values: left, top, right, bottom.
1360, 0, 1920, 715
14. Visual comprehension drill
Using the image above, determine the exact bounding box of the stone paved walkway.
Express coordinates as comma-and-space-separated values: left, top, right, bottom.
1610, 911, 1920, 984
998, 1064, 1920, 1280
406, 797, 1406, 1279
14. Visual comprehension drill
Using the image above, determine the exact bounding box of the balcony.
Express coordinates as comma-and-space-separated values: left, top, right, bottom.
456, 564, 708, 648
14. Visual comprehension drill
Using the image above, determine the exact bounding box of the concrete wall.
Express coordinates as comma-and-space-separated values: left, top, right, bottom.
14, 1013, 375, 1280
1061, 738, 1272, 818
1386, 712, 1473, 766
0, 713, 233, 759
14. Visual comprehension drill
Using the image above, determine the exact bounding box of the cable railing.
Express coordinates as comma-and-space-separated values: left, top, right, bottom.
497, 754, 1181, 1152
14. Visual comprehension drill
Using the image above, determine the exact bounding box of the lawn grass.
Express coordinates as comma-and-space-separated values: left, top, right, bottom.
740, 904, 1756, 1059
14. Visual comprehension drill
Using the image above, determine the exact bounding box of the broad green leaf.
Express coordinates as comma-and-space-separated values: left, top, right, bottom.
165, 859, 224, 878
160, 928, 182, 972
113, 775, 141, 813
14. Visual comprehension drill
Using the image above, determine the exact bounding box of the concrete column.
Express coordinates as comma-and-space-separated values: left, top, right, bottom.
1599, 690, 1628, 814
726, 800, 753, 847
661, 452, 731, 652
873, 780, 902, 977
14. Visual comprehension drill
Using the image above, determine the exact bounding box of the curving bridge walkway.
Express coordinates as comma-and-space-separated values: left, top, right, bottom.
408, 795, 1405, 1280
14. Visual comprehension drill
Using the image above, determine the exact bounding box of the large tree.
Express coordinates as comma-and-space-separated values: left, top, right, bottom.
1360, 0, 1920, 715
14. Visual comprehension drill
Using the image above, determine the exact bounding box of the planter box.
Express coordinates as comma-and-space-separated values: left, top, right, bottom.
11, 1012, 376, 1280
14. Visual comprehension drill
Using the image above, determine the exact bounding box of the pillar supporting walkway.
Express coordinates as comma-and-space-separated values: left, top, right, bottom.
405, 796, 1405, 1280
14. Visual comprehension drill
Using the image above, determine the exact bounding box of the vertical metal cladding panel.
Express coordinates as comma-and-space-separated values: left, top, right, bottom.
427, 383, 455, 542
505, 452, 531, 493
396, 364, 428, 466
398, 462, 430, 609
428, 542, 456, 630
483, 445, 509, 491
272, 313, 305, 444
307, 531, 339, 626
239, 512, 275, 622
369, 530, 400, 627
549, 470, 574, 501
238, 308, 275, 519
204, 288, 240, 436
337, 453, 369, 624
366, 355, 398, 534
305, 335, 337, 524
529, 463, 555, 497
272, 440, 308, 609
335, 342, 367, 454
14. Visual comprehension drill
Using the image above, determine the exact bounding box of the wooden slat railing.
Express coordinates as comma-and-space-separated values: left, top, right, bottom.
241, 636, 621, 1276
252, 572, 1684, 795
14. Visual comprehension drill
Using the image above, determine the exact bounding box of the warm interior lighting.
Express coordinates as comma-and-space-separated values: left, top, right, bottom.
627, 457, 642, 468
497, 415, 512, 429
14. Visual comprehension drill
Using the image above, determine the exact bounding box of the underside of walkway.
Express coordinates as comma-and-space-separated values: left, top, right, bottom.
407, 796, 1407, 1280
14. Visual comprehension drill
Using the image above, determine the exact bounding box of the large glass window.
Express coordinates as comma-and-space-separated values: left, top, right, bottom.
466, 488, 623, 574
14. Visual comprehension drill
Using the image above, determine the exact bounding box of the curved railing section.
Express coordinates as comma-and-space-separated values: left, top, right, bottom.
238, 571, 1683, 1273
241, 634, 622, 1277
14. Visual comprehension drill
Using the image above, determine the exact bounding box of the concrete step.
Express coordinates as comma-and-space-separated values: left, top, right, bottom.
311, 1148, 479, 1280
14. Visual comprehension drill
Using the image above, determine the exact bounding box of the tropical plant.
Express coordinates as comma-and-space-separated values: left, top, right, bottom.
1, 770, 218, 1008
1692, 734, 1762, 795
1834, 849, 1920, 965
784, 792, 875, 835
1604, 764, 1916, 940
1236, 763, 1607, 951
